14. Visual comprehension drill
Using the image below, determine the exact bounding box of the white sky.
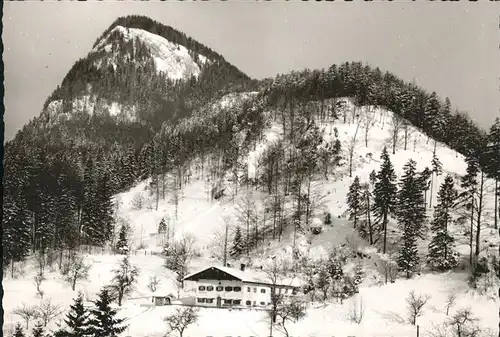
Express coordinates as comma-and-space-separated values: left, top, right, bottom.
3, 1, 499, 140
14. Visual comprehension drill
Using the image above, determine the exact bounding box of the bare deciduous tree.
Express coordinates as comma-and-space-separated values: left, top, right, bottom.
63, 254, 91, 291
109, 255, 140, 306
209, 216, 231, 266
406, 290, 431, 325
13, 304, 39, 329
36, 299, 63, 327
34, 271, 45, 299
448, 308, 480, 337
130, 192, 146, 210
235, 193, 257, 256
390, 113, 403, 155
164, 235, 197, 298
35, 250, 47, 276
362, 107, 377, 147
163, 307, 199, 337
445, 293, 456, 316
274, 297, 307, 337
347, 119, 361, 178
170, 175, 183, 221
147, 275, 161, 294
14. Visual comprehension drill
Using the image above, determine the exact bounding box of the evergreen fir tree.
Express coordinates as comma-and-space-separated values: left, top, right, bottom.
230, 226, 244, 257
373, 147, 398, 253
347, 176, 362, 228
485, 117, 500, 230
13, 323, 25, 337
429, 153, 443, 208
59, 292, 92, 337
396, 159, 426, 278
88, 288, 127, 337
32, 321, 45, 337
424, 92, 442, 137
460, 155, 479, 266
427, 175, 459, 271
324, 212, 332, 225
2, 194, 31, 276
115, 225, 129, 255
158, 218, 167, 234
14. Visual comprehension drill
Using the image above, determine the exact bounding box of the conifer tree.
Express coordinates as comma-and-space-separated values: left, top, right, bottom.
88, 288, 127, 337
13, 323, 25, 337
358, 182, 378, 245
347, 176, 362, 228
485, 117, 500, 230
3, 194, 31, 277
427, 175, 459, 271
424, 92, 442, 140
32, 321, 45, 337
115, 225, 129, 255
230, 226, 244, 257
59, 292, 91, 337
429, 154, 443, 208
460, 156, 479, 267
396, 159, 426, 278
158, 218, 167, 234
373, 147, 397, 253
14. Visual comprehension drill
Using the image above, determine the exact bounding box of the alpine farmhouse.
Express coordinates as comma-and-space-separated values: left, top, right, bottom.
183, 265, 298, 308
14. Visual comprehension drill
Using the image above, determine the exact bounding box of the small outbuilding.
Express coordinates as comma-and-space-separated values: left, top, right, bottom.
152, 295, 171, 306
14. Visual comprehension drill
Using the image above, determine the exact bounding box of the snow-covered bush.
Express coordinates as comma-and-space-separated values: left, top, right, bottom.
375, 253, 398, 284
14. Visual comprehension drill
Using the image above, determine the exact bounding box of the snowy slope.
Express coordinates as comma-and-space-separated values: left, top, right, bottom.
93, 25, 208, 80
4, 97, 498, 337
45, 95, 138, 123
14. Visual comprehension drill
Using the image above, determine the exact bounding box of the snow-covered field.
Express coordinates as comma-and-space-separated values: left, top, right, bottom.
3, 99, 498, 337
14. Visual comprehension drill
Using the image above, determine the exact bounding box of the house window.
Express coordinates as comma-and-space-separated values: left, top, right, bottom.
260, 289, 266, 294
253, 288, 257, 293
206, 298, 214, 304
260, 301, 265, 306
216, 286, 223, 291
247, 287, 251, 292
225, 286, 233, 292
206, 286, 214, 291
233, 286, 241, 292
198, 286, 206, 291
246, 300, 251, 305
224, 299, 232, 305
233, 300, 241, 305
197, 298, 205, 303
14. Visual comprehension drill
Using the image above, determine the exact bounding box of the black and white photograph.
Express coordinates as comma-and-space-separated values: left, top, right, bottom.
2, 2, 500, 337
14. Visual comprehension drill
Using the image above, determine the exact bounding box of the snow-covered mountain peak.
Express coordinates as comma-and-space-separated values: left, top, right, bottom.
93, 25, 209, 80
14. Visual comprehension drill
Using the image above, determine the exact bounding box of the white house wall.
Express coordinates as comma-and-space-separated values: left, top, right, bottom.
185, 279, 245, 307
184, 279, 294, 308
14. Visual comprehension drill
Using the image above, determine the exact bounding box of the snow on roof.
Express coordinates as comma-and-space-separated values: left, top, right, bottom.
310, 217, 323, 227
184, 265, 299, 288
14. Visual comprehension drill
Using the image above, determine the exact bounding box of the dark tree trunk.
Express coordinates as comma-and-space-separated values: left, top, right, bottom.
383, 212, 388, 254
494, 179, 498, 230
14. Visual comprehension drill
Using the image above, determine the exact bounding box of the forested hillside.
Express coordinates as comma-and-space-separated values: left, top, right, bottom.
3, 17, 500, 318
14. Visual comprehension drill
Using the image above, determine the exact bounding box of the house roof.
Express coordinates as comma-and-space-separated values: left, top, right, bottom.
183, 265, 299, 288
